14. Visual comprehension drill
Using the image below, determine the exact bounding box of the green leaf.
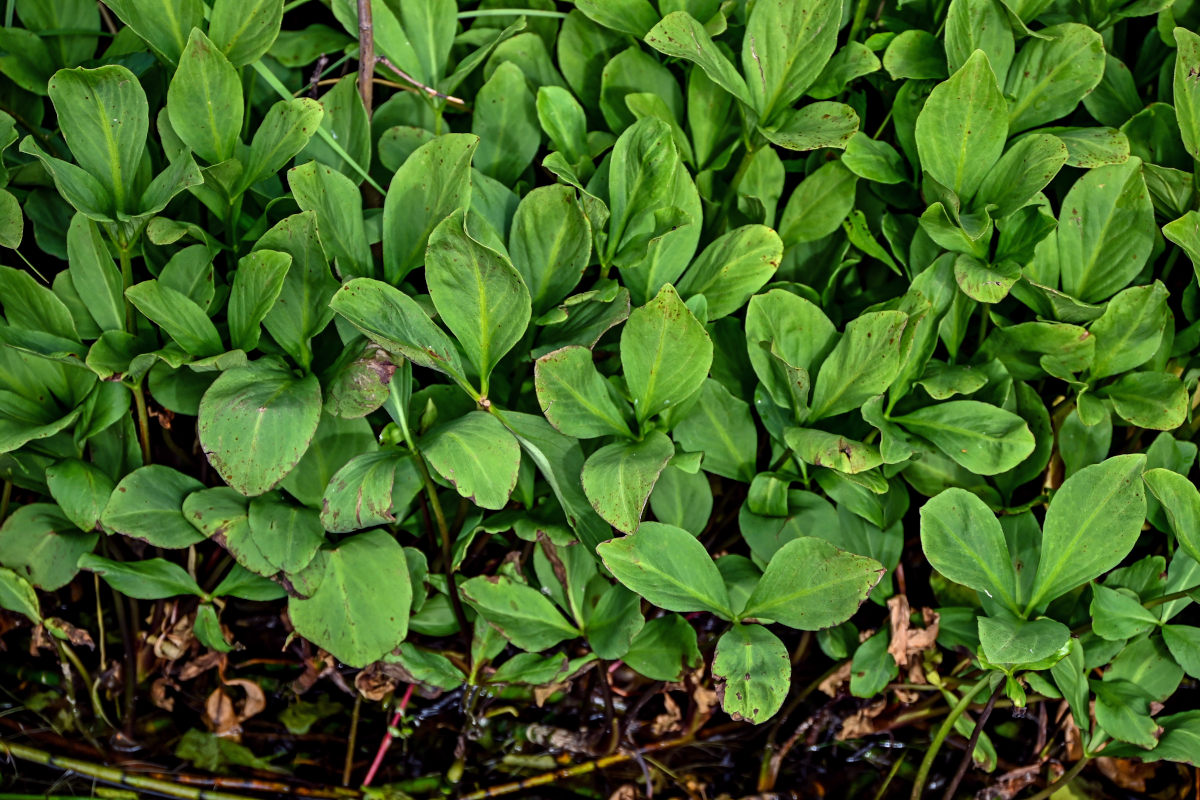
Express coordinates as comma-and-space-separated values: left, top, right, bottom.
597, 521, 733, 617
1104, 372, 1188, 431
382, 133, 477, 283
389, 644, 465, 691
198, 361, 323, 496
535, 346, 633, 439
893, 400, 1035, 475
101, 465, 206, 549
672, 379, 758, 482
461, 575, 580, 652
978, 615, 1070, 668
644, 12, 751, 107
1027, 455, 1147, 613
975, 134, 1068, 217
239, 98, 324, 192
1144, 468, 1200, 566
676, 225, 782, 320
0, 503, 97, 591
883, 30, 946, 80
509, 185, 592, 316
45, 459, 113, 533
1089, 282, 1169, 379
741, 0, 843, 123
620, 284, 713, 425
584, 583, 644, 660
575, 0, 658, 37
784, 428, 883, 475
945, 0, 1014, 80
741, 537, 883, 629
288, 161, 372, 280
211, 564, 285, 601
288, 529, 412, 668
648, 465, 712, 537
915, 50, 1007, 202
953, 255, 1020, 303
126, 280, 223, 357
0, 568, 41, 623
495, 411, 613, 552
248, 494, 326, 574
427, 211, 531, 391
1005, 23, 1105, 134
103, 0, 202, 62
712, 624, 790, 723
920, 488, 1021, 614
1058, 158, 1155, 303
78, 553, 202, 599
1091, 585, 1159, 641
582, 431, 675, 533
605, 118, 680, 264
809, 310, 908, 421
622, 614, 701, 681
168, 29, 242, 164
183, 488, 274, 577
1163, 625, 1200, 679
228, 250, 290, 352
321, 451, 420, 534
48, 65, 147, 214
472, 62, 539, 186
422, 411, 520, 510
255, 211, 338, 369
759, 102, 860, 151
330, 278, 468, 387
209, 0, 283, 66
779, 160, 859, 245
65, 213, 123, 333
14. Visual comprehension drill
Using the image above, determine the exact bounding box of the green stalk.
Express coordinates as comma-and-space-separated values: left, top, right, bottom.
132, 380, 153, 465
118, 244, 135, 333
0, 740, 269, 800
1020, 757, 1091, 800
909, 677, 992, 800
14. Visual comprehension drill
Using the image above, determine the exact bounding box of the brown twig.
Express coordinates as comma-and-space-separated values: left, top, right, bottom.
342, 694, 361, 787
376, 57, 469, 110
942, 679, 1005, 800
355, 0, 374, 118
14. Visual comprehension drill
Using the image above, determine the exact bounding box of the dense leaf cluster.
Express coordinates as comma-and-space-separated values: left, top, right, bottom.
2, 0, 1200, 795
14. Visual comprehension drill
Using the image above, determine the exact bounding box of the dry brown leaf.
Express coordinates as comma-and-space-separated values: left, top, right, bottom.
836, 699, 887, 740
651, 693, 683, 736
151, 677, 175, 712
819, 661, 853, 698
1096, 757, 1157, 792
176, 650, 225, 681
205, 686, 240, 738
225, 677, 267, 723
975, 764, 1042, 800
526, 724, 595, 754
354, 662, 405, 701
45, 617, 94, 648
607, 785, 639, 800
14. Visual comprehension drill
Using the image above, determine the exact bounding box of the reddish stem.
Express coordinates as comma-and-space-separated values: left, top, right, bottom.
361, 684, 414, 788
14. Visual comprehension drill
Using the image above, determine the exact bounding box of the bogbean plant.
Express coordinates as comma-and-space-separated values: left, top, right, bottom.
1, 0, 1200, 792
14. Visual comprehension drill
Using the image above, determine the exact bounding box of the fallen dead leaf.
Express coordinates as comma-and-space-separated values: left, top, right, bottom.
976, 764, 1042, 800
1096, 757, 1157, 792
651, 693, 683, 736
836, 699, 887, 740
818, 661, 853, 698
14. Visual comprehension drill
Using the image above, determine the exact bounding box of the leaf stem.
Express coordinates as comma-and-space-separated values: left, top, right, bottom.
118, 243, 135, 333
909, 677, 992, 800
1019, 757, 1091, 800
941, 679, 1004, 800
0, 479, 11, 523
343, 694, 362, 787
849, 0, 874, 41
132, 381, 153, 465
414, 453, 471, 637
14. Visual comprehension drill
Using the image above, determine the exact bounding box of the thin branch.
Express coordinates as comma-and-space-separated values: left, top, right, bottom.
942, 679, 1004, 800
376, 57, 469, 110
355, 0, 374, 118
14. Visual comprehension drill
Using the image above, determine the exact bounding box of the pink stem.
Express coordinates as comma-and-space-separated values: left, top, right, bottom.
361, 684, 414, 788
